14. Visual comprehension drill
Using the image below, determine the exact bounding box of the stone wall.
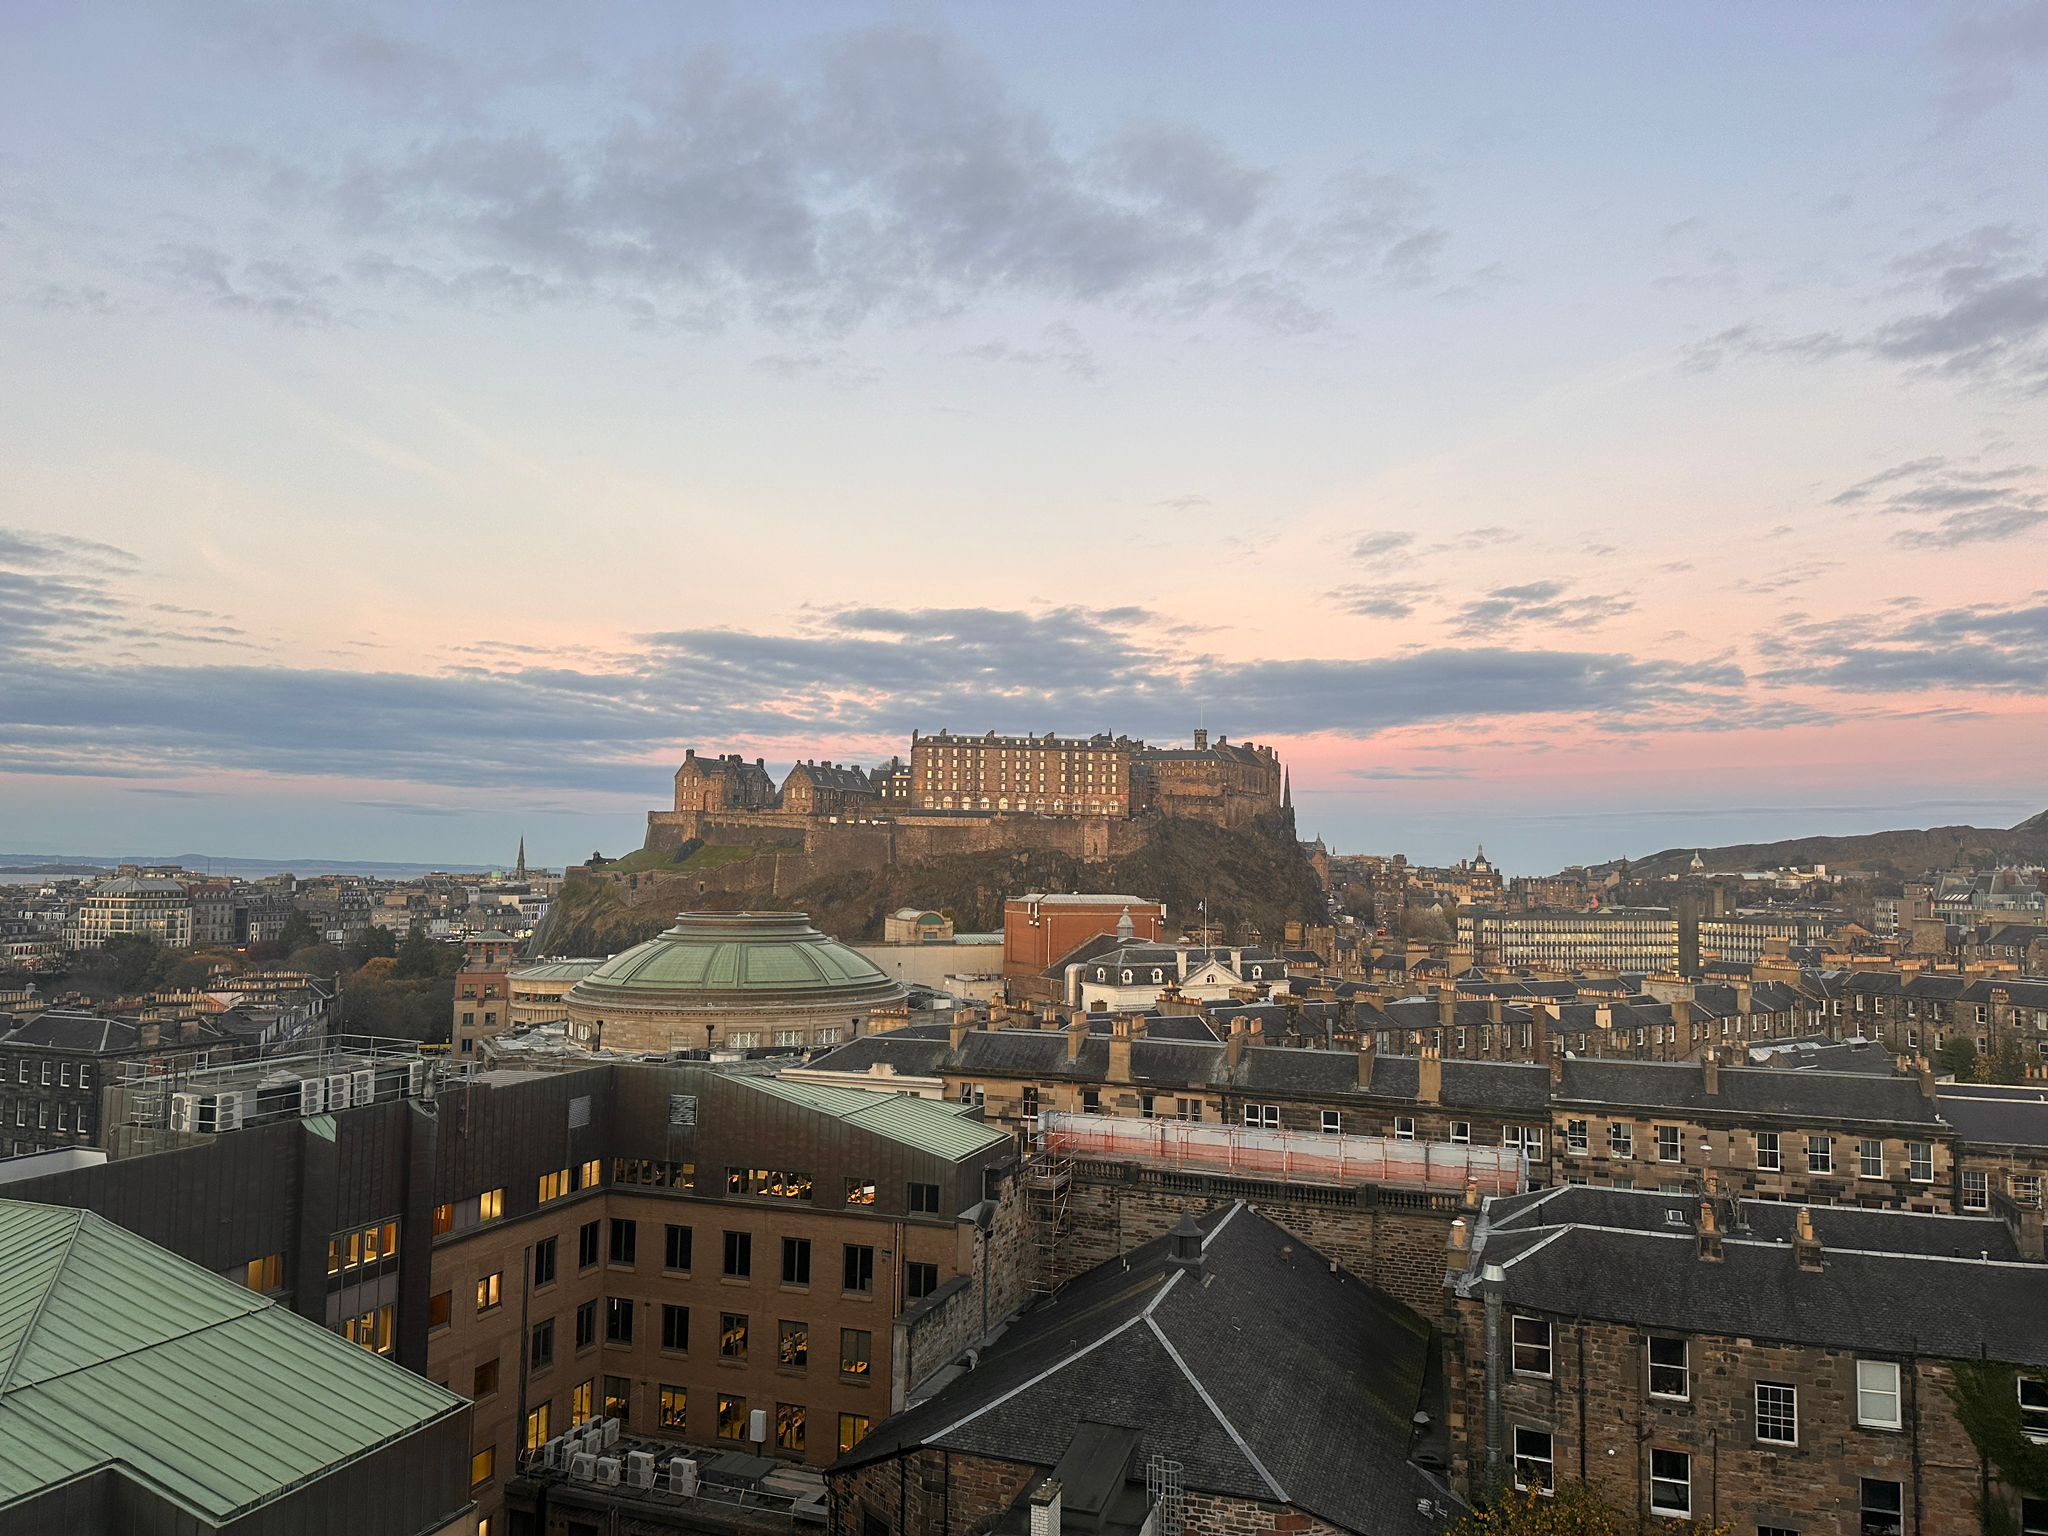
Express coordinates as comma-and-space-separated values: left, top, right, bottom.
893, 1168, 1034, 1406
1057, 1160, 1462, 1320
829, 1446, 1036, 1536
643, 806, 1157, 870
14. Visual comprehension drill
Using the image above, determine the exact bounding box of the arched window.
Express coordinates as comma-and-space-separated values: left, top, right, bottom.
1120, 970, 1133, 984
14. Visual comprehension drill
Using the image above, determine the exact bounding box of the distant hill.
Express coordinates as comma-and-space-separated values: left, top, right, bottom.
529, 815, 1327, 956
1620, 811, 2048, 881
0, 852, 495, 878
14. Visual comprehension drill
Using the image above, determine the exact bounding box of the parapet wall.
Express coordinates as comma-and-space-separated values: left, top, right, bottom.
644, 807, 1155, 869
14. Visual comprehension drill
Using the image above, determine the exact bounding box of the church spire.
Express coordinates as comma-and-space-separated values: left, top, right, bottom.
515, 835, 527, 879
1282, 768, 1292, 810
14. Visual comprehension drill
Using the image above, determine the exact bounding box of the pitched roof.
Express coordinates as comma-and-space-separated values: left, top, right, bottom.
1938, 1086, 2048, 1150
836, 1202, 1458, 1536
0, 1200, 465, 1522
1555, 1057, 1941, 1124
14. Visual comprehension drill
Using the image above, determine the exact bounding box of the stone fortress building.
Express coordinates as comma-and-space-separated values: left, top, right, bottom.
645, 727, 1290, 871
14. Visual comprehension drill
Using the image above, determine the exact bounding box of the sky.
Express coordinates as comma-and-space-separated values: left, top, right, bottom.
2, 2, 2046, 876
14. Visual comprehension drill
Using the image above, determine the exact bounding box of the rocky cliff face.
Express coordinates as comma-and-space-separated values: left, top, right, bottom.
530, 813, 1326, 955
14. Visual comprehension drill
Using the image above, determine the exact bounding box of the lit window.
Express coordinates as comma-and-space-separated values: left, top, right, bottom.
478, 1188, 503, 1222
476, 1271, 503, 1314
838, 1412, 871, 1454
523, 1403, 550, 1453
659, 1385, 687, 1430
840, 1328, 871, 1377
717, 1395, 748, 1441
469, 1447, 495, 1488
776, 1402, 806, 1453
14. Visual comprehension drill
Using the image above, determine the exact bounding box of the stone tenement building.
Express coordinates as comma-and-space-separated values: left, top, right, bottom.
1448, 1185, 2048, 1536
643, 727, 1290, 859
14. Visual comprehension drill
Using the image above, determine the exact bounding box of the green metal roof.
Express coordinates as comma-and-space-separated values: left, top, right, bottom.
569, 911, 900, 1000
748, 1076, 1011, 1162
0, 1200, 466, 1522
508, 958, 606, 983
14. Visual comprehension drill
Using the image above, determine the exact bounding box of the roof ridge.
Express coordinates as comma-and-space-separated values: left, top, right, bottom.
1143, 1313, 1290, 1503
6, 1281, 272, 1398
0, 1206, 85, 1398
925, 1293, 1166, 1444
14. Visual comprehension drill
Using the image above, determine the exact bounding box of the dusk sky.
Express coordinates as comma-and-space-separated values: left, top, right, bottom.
4, 2, 2046, 874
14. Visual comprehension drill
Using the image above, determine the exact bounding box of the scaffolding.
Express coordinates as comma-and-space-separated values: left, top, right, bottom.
1024, 1130, 1073, 1293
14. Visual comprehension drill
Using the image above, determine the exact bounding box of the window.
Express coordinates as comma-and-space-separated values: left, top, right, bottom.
776, 1402, 806, 1453
534, 1236, 557, 1288
1317, 1109, 1342, 1135
243, 1253, 284, 1293
1511, 1315, 1552, 1377
432, 1202, 454, 1236
1854, 1358, 1903, 1428
1243, 1103, 1280, 1129
782, 1236, 811, 1286
717, 1395, 748, 1441
579, 1157, 602, 1189
1755, 1382, 1798, 1445
838, 1412, 871, 1454
538, 1168, 571, 1202
578, 1219, 600, 1271
1647, 1336, 1688, 1399
1965, 1169, 1990, 1211
1565, 1118, 1588, 1154
1512, 1426, 1553, 1491
659, 1385, 687, 1431
780, 1319, 808, 1368
728, 1167, 814, 1200
605, 1296, 634, 1344
2023, 1500, 2048, 1536
661, 1304, 690, 1352
1608, 1123, 1634, 1158
841, 1328, 872, 1377
2021, 1376, 2048, 1441
524, 1402, 551, 1453
1908, 1142, 1933, 1183
845, 1178, 877, 1205
473, 1358, 499, 1398
530, 1319, 555, 1369
476, 1271, 503, 1315
429, 1290, 451, 1330
575, 1300, 597, 1350
720, 1312, 748, 1360
1861, 1478, 1903, 1536
1656, 1125, 1681, 1163
1394, 1116, 1416, 1140
1805, 1136, 1832, 1175
470, 1447, 495, 1488
478, 1188, 504, 1222
1860, 1139, 1885, 1179
570, 1379, 593, 1423
908, 1182, 942, 1213
907, 1261, 940, 1301
603, 1375, 630, 1423
843, 1244, 875, 1294
606, 1218, 637, 1267
724, 1230, 752, 1278
1650, 1449, 1691, 1518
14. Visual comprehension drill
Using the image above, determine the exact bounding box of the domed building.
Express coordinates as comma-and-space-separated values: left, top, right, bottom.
562, 911, 907, 1053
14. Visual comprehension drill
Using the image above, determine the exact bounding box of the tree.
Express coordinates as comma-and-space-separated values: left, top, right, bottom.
1447, 1481, 1727, 1536
1986, 1037, 2029, 1086
1938, 1036, 1981, 1081
276, 909, 319, 954
346, 925, 398, 968
394, 928, 442, 979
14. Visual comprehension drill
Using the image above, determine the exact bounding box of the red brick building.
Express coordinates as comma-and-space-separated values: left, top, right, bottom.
1001, 893, 1166, 991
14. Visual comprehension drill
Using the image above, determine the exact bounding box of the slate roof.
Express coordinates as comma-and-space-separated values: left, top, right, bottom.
0, 1200, 466, 1521
1461, 1219, 2048, 1368
1938, 1087, 2048, 1150
0, 1011, 144, 1053
836, 1202, 1459, 1536
1744, 1037, 1896, 1074
1482, 1184, 2020, 1260
1555, 1058, 1941, 1125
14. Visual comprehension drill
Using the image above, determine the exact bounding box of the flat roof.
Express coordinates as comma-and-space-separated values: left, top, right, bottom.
748, 1075, 1010, 1162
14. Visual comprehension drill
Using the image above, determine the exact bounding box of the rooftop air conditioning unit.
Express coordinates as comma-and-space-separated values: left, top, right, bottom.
169, 1092, 200, 1133
325, 1072, 352, 1110
625, 1451, 655, 1489
350, 1068, 373, 1105
668, 1457, 699, 1497
569, 1453, 597, 1482
595, 1457, 621, 1487
406, 1059, 426, 1096
298, 1078, 326, 1115
541, 1435, 568, 1471
208, 1090, 245, 1134
600, 1416, 621, 1447
748, 1408, 768, 1444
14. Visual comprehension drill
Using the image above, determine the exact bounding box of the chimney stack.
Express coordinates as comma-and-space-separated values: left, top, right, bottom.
1418, 1044, 1443, 1105
1357, 1033, 1377, 1090
1698, 1200, 1724, 1262
1165, 1212, 1204, 1274
949, 1016, 972, 1053
1447, 1216, 1472, 1274
1108, 1015, 1135, 1084
1794, 1207, 1825, 1272
1065, 1016, 1087, 1063
1438, 984, 1457, 1032
1028, 1478, 1064, 1536
1701, 1046, 1720, 1097
1914, 1053, 1936, 1101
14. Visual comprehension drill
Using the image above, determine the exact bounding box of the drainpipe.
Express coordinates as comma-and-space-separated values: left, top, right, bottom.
1482, 1262, 1507, 1492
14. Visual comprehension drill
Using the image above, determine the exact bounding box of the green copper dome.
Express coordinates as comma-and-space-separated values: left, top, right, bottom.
565, 911, 903, 1011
